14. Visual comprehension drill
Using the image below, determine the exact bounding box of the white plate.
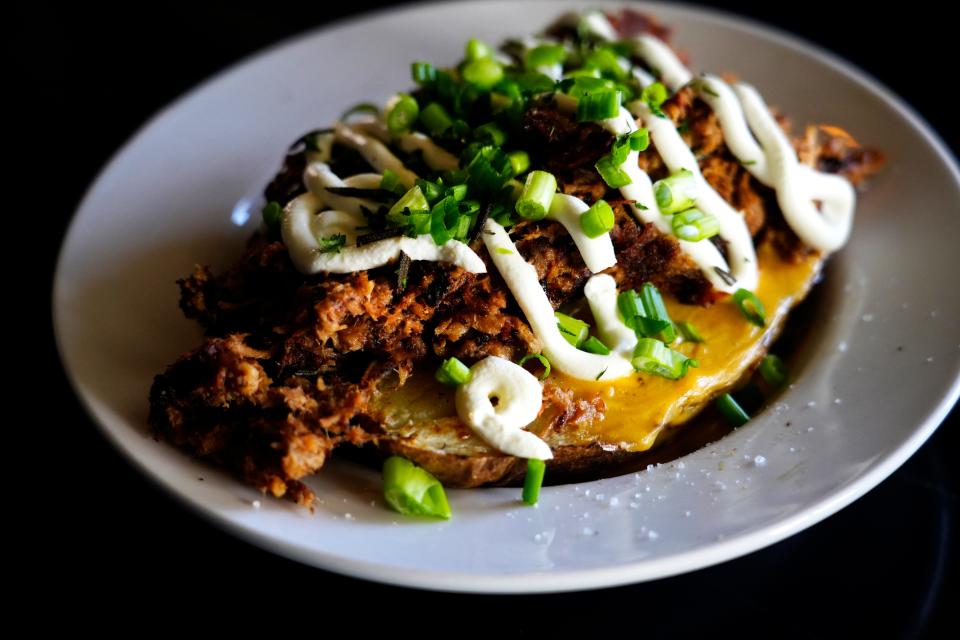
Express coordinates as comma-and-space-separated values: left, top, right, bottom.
53, 0, 960, 592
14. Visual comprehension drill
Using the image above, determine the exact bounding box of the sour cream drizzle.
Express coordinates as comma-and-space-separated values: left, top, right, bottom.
547, 194, 617, 273
455, 356, 552, 459
483, 218, 634, 382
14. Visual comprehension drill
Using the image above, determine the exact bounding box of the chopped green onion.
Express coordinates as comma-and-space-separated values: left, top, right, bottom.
758, 354, 788, 387
318, 233, 346, 254
261, 201, 282, 230
677, 321, 704, 343
579, 199, 615, 238
631, 338, 698, 380
466, 146, 514, 195
380, 170, 404, 195
462, 57, 504, 89
386, 93, 419, 136
595, 155, 632, 188
556, 312, 589, 347
525, 44, 565, 69
465, 37, 493, 61
583, 48, 627, 80
639, 282, 677, 342
515, 170, 557, 220
507, 150, 530, 176
436, 357, 471, 386
671, 207, 720, 241
617, 289, 645, 330
495, 247, 512, 254
733, 288, 766, 326
416, 179, 443, 204
518, 353, 551, 380
447, 184, 468, 201
339, 102, 380, 121
429, 196, 460, 245
522, 458, 546, 505
411, 61, 437, 85
581, 336, 611, 355
640, 82, 669, 118
382, 456, 451, 519
626, 128, 650, 152
387, 185, 430, 218
474, 122, 508, 146
419, 102, 454, 136
653, 169, 697, 215
715, 393, 750, 426
577, 90, 621, 122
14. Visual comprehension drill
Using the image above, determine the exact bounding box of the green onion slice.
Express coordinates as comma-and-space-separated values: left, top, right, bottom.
758, 354, 788, 387
515, 170, 557, 220
581, 336, 611, 355
639, 282, 677, 342
261, 201, 282, 230
715, 393, 750, 426
577, 90, 621, 122
507, 150, 530, 176
733, 288, 766, 326
677, 321, 704, 343
318, 233, 346, 254
387, 185, 430, 219
380, 169, 405, 195
382, 456, 452, 519
386, 94, 420, 136
653, 169, 697, 215
671, 207, 719, 242
631, 338, 698, 380
411, 61, 437, 85
583, 48, 627, 80
518, 353, 552, 380
522, 458, 547, 505
640, 82, 669, 118
525, 44, 565, 69
474, 122, 508, 146
465, 37, 493, 61
556, 312, 589, 347
579, 199, 615, 238
595, 155, 632, 188
419, 102, 454, 136
435, 356, 471, 386
462, 57, 504, 89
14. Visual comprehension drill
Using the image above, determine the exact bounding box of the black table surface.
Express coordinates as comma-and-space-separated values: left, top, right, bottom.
20, 1, 958, 635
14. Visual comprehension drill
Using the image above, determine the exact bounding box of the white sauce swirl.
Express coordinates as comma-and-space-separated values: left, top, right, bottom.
455, 356, 551, 459
483, 218, 634, 381
547, 194, 617, 273
584, 274, 637, 354
282, 192, 485, 275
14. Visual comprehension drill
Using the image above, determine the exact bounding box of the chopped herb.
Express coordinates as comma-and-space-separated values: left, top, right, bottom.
698, 82, 719, 98
595, 368, 608, 381
396, 252, 411, 290
640, 82, 669, 118
261, 201, 282, 230
495, 247, 513, 254
741, 159, 757, 166
318, 233, 346, 254
713, 266, 737, 287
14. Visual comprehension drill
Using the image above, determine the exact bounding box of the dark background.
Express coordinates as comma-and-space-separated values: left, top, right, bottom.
16, 0, 957, 635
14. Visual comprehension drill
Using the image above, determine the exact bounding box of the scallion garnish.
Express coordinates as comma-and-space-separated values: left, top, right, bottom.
465, 37, 493, 61
466, 146, 514, 195
261, 201, 282, 231
382, 456, 451, 519
429, 196, 460, 245
556, 312, 589, 347
387, 185, 430, 219
579, 199, 615, 238
386, 93, 419, 136
733, 288, 766, 326
507, 150, 530, 176
595, 155, 632, 188
419, 102, 454, 136
653, 169, 697, 214
380, 169, 405, 195
525, 44, 565, 69
515, 170, 557, 220
411, 61, 437, 85
715, 393, 750, 426
416, 179, 443, 204
576, 89, 621, 122
522, 458, 547, 505
462, 57, 504, 89
518, 353, 551, 380
474, 122, 508, 146
758, 354, 788, 387
583, 48, 627, 80
639, 282, 677, 342
640, 82, 669, 118
318, 233, 346, 254
581, 336, 611, 355
436, 357, 472, 386
631, 338, 698, 380
677, 321, 704, 343
671, 207, 720, 242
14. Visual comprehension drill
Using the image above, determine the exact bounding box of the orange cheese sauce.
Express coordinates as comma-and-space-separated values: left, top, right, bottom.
561, 244, 821, 451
